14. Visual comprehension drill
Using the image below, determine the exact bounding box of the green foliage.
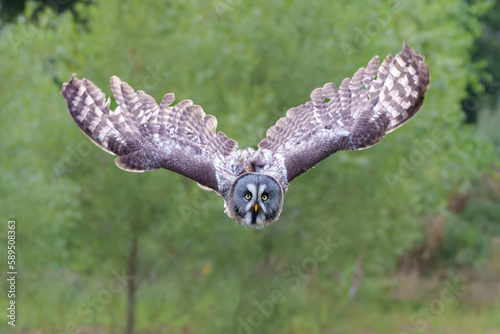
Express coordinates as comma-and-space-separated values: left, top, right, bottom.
1, 0, 499, 332
478, 107, 500, 153
462, 0, 500, 123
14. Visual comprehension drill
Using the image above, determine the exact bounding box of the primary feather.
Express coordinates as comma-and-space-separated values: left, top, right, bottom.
258, 42, 430, 182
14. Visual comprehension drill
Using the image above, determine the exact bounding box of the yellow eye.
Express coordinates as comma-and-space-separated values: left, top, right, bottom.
261, 194, 268, 201
244, 193, 252, 200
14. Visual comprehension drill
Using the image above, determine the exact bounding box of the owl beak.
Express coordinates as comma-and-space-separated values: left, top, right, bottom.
254, 203, 259, 213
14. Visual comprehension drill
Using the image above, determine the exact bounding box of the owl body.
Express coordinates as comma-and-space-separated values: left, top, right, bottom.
62, 43, 430, 229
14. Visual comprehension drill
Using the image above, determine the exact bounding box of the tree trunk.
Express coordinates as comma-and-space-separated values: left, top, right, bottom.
125, 236, 138, 334
348, 251, 365, 305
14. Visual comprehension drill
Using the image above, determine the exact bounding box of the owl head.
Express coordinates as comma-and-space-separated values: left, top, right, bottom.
227, 173, 283, 228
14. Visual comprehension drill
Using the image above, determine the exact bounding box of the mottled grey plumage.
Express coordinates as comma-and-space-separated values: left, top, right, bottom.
62, 43, 430, 229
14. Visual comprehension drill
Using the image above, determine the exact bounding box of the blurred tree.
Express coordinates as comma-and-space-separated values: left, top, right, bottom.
0, 0, 91, 25
462, 0, 500, 123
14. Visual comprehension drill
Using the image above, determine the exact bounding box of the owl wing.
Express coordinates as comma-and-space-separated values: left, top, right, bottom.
61, 75, 240, 193
258, 43, 430, 183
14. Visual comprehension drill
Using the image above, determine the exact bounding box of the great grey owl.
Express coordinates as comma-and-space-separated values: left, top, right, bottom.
62, 43, 430, 229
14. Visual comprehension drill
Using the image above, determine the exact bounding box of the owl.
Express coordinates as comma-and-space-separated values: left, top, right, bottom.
61, 43, 430, 229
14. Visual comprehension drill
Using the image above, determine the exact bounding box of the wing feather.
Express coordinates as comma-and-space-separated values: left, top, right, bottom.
62, 75, 239, 192
258, 42, 430, 182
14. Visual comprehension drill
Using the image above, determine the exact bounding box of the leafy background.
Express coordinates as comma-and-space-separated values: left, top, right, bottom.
1, 0, 499, 333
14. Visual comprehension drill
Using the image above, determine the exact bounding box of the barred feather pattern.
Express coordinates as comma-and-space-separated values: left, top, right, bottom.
258, 43, 430, 182
61, 75, 239, 192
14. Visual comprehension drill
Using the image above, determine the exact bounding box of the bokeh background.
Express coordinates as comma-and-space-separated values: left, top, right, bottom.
1, 0, 500, 333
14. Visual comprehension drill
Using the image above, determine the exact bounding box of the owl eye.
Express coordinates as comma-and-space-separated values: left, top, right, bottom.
261, 193, 268, 201
244, 193, 252, 200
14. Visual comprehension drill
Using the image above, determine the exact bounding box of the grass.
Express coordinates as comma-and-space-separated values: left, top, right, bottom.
5, 271, 500, 334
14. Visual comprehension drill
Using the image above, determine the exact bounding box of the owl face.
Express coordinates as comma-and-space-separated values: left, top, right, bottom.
228, 173, 283, 228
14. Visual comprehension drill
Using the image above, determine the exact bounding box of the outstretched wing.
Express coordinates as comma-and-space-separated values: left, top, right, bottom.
258, 43, 430, 182
61, 75, 239, 193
